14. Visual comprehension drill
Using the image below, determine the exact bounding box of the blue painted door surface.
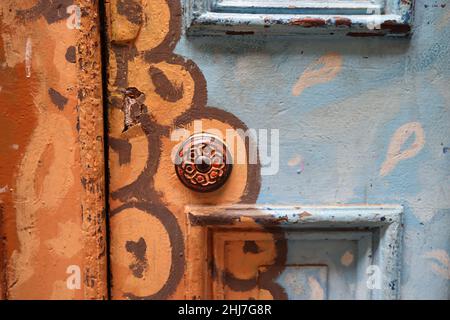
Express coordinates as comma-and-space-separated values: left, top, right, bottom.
107, 0, 449, 300
178, 0, 449, 300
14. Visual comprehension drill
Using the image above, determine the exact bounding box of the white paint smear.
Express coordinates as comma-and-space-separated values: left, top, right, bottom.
25, 37, 32, 78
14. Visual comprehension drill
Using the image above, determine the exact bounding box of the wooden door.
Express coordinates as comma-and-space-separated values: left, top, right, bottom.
104, 0, 449, 300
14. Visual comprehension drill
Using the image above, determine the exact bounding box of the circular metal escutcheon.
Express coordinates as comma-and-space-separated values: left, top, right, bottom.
174, 133, 233, 192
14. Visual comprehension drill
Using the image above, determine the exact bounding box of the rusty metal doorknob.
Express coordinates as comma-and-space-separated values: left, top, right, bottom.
175, 133, 232, 192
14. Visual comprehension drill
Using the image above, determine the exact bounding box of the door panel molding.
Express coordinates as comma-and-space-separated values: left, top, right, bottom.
186, 205, 403, 299
183, 0, 413, 36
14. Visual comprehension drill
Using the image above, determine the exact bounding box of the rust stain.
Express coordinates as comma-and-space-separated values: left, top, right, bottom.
380, 21, 411, 34
334, 17, 352, 27
290, 18, 326, 28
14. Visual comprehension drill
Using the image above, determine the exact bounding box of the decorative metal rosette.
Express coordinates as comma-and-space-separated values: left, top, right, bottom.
174, 133, 233, 192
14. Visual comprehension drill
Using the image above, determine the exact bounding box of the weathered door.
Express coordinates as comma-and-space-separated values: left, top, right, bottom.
105, 0, 449, 300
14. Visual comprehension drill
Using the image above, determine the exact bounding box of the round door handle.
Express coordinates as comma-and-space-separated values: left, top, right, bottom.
174, 133, 232, 192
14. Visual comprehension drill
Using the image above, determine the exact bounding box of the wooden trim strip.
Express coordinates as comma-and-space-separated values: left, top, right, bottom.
77, 0, 108, 300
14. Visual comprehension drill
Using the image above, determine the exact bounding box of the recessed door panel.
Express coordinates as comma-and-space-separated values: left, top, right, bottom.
186, 205, 402, 300
213, 231, 372, 300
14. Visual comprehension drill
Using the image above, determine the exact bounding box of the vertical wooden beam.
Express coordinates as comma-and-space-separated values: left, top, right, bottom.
77, 0, 108, 300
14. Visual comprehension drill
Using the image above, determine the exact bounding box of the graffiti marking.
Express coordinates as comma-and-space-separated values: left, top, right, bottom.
380, 122, 425, 177
292, 52, 343, 97
424, 249, 450, 279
